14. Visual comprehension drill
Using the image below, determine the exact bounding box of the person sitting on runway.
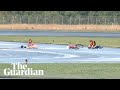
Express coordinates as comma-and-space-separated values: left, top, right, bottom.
88, 40, 96, 48
28, 39, 37, 49
28, 39, 35, 47
28, 39, 33, 46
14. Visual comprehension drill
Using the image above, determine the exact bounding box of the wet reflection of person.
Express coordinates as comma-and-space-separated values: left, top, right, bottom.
25, 59, 28, 64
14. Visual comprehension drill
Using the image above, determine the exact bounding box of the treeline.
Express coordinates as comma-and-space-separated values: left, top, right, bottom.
0, 11, 120, 17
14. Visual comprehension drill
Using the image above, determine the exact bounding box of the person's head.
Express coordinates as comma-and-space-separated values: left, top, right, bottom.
90, 40, 93, 42
29, 39, 32, 42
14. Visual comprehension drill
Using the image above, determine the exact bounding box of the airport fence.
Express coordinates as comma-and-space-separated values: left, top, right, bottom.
0, 15, 120, 25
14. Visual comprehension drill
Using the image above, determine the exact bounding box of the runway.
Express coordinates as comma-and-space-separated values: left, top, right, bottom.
0, 41, 120, 63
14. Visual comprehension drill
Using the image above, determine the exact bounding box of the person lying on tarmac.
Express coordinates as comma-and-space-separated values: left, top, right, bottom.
88, 40, 96, 48
75, 44, 84, 48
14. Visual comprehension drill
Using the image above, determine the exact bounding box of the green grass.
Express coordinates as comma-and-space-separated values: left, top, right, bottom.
1, 63, 120, 79
0, 36, 119, 48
